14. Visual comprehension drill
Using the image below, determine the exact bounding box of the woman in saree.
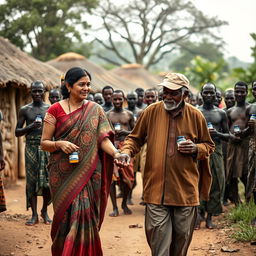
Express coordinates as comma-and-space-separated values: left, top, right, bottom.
41, 67, 120, 256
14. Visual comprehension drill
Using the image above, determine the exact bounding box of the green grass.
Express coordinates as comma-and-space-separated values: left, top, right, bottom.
226, 200, 256, 242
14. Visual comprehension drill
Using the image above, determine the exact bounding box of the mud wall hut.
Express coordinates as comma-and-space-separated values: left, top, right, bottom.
0, 37, 61, 185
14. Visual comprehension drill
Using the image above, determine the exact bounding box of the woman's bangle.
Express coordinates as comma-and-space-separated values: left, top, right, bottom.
54, 141, 59, 151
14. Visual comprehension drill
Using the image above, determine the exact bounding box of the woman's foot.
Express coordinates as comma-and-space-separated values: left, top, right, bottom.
109, 208, 119, 217
40, 211, 52, 225
25, 215, 39, 226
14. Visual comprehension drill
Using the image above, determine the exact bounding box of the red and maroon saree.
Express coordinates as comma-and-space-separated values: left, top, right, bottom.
46, 101, 114, 256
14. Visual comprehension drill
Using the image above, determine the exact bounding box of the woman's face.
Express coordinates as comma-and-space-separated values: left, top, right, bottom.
69, 76, 91, 101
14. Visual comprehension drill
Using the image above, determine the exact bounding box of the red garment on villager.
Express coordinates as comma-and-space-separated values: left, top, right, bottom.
45, 101, 114, 256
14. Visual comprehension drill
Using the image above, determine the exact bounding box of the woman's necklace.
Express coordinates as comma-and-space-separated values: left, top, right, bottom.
67, 98, 84, 114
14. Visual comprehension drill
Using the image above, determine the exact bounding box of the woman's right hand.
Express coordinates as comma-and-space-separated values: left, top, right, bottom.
57, 141, 79, 154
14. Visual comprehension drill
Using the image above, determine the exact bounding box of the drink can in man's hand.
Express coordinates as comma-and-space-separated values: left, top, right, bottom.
35, 115, 42, 123
233, 125, 241, 133
207, 122, 213, 129
250, 114, 256, 120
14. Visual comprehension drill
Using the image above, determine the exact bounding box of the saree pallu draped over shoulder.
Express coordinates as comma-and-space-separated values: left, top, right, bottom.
48, 102, 114, 256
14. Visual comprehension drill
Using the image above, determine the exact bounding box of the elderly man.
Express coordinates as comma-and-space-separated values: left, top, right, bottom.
116, 73, 214, 256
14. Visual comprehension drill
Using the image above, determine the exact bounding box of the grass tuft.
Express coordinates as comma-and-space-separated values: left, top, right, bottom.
226, 200, 256, 241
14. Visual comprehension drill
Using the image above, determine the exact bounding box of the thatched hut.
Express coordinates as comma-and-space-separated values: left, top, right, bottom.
110, 64, 162, 90
0, 37, 62, 184
47, 53, 139, 92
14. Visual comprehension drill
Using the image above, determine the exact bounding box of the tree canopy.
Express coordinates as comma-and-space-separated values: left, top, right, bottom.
91, 0, 227, 69
0, 0, 98, 61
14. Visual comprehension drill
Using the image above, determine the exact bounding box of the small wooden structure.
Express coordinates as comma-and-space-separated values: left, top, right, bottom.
47, 52, 139, 92
0, 37, 61, 184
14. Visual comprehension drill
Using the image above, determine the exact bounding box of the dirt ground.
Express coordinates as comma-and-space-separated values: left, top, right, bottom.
0, 173, 255, 256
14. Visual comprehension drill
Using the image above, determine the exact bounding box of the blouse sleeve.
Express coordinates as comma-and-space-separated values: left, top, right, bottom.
44, 103, 58, 126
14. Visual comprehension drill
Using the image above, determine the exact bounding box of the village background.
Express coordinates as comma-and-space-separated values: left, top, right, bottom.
0, 0, 256, 255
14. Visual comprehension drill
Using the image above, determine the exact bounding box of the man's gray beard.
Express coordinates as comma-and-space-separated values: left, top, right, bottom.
163, 99, 183, 111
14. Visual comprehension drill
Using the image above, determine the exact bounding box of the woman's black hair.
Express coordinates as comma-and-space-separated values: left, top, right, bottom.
61, 67, 92, 99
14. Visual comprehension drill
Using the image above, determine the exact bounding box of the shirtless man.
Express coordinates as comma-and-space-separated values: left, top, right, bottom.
107, 90, 135, 216
102, 85, 114, 112
126, 91, 141, 120
226, 81, 250, 205
224, 89, 235, 110
125, 91, 140, 204
135, 88, 147, 109
144, 88, 157, 106
94, 92, 104, 106
245, 81, 256, 207
48, 88, 61, 105
214, 88, 222, 107
15, 81, 52, 225
198, 83, 232, 228
222, 89, 236, 205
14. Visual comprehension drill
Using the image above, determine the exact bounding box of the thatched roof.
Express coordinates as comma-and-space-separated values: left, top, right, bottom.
110, 64, 162, 90
0, 37, 62, 90
47, 52, 139, 92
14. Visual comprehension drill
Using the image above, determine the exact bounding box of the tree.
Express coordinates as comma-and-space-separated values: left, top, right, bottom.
0, 0, 98, 61
91, 0, 227, 69
185, 56, 226, 89
232, 33, 256, 83
170, 38, 227, 71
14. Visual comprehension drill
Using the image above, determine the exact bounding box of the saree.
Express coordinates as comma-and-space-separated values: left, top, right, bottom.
47, 101, 113, 256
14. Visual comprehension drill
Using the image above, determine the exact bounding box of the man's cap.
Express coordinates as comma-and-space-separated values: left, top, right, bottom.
158, 73, 190, 90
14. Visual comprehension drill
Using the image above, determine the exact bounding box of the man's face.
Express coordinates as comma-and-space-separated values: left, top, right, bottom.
224, 91, 235, 109
31, 83, 45, 103
103, 89, 113, 103
252, 82, 256, 99
49, 90, 61, 104
215, 90, 222, 106
112, 92, 124, 109
127, 93, 137, 108
94, 94, 104, 105
162, 87, 184, 111
136, 91, 144, 105
201, 84, 216, 105
144, 91, 156, 106
234, 85, 247, 103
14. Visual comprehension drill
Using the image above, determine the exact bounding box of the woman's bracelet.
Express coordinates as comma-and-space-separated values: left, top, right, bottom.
54, 141, 59, 151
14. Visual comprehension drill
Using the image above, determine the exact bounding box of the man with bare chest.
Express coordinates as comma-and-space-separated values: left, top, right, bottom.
15, 81, 52, 225
222, 89, 236, 205
107, 90, 135, 216
245, 81, 256, 208
198, 83, 232, 228
226, 81, 250, 205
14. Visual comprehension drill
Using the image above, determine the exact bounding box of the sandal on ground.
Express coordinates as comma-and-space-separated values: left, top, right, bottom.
40, 211, 52, 225
25, 215, 39, 226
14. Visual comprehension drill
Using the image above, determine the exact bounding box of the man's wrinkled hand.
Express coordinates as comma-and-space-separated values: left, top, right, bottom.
178, 140, 198, 154
114, 153, 131, 167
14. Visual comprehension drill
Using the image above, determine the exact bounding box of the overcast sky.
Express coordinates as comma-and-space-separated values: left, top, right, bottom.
193, 0, 256, 63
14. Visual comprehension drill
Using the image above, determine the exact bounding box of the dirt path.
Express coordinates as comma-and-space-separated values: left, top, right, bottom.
0, 173, 255, 256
